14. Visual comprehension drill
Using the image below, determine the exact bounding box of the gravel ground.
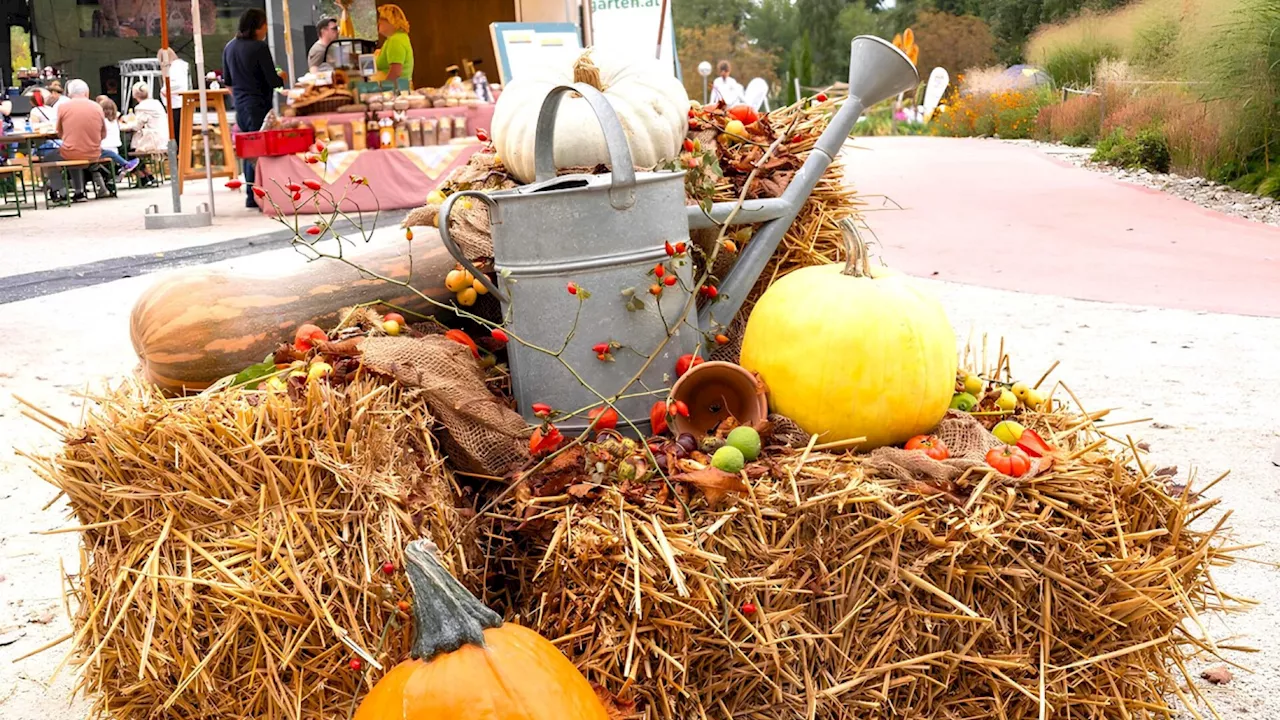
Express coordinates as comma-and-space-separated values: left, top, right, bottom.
1007, 139, 1280, 227
1, 236, 1277, 717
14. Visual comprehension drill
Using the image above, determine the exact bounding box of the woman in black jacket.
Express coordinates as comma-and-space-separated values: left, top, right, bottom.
223, 8, 284, 208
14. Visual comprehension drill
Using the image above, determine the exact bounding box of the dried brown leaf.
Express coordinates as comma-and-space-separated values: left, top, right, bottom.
671, 466, 749, 506
1201, 665, 1232, 685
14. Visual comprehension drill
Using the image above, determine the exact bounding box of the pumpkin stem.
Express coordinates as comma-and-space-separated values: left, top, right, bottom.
404, 540, 502, 662
839, 218, 873, 278
572, 50, 606, 91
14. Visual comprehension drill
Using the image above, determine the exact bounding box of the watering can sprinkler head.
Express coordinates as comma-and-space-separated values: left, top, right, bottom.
847, 35, 921, 110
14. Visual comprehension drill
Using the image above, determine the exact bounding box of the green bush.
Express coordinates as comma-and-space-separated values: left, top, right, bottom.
1093, 127, 1172, 172
1062, 131, 1094, 147
1130, 14, 1181, 74
1043, 39, 1121, 88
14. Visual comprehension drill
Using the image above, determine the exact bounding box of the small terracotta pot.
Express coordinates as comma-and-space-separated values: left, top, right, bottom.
669, 361, 768, 437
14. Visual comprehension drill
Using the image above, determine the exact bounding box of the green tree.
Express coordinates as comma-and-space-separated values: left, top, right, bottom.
788, 32, 814, 102
796, 0, 849, 85
673, 0, 754, 30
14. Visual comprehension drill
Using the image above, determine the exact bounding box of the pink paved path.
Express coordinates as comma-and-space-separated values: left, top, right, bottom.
847, 137, 1280, 317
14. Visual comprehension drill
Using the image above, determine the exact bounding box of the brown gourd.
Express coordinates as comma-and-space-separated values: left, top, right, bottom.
130, 229, 458, 394
353, 541, 611, 720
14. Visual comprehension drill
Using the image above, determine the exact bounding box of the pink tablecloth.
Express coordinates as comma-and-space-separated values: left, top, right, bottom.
255, 143, 482, 216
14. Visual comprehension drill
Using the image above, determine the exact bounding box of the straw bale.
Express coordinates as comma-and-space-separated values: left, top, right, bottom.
480, 404, 1246, 719
27, 377, 477, 720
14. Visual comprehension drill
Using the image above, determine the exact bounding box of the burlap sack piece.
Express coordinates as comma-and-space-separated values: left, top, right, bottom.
360, 335, 530, 476
868, 410, 1043, 485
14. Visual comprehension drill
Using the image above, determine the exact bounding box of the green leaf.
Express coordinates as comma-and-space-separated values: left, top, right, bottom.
625, 296, 646, 312
232, 359, 279, 390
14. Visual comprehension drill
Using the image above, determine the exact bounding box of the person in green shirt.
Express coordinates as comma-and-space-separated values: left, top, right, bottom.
376, 4, 414, 86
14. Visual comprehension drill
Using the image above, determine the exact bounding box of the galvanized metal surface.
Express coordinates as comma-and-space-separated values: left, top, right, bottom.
440, 83, 694, 433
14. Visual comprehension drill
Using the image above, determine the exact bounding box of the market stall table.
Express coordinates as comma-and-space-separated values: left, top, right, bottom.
255, 142, 484, 216
254, 104, 494, 216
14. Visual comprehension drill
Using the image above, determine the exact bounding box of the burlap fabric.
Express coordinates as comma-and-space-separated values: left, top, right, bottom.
359, 336, 530, 475
868, 410, 1042, 484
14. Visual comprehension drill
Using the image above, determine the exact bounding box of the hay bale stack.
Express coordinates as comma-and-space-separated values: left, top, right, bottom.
482, 410, 1243, 719
29, 378, 475, 720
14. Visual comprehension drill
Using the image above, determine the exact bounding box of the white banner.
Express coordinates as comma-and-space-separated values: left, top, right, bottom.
923, 67, 949, 122
589, 0, 678, 74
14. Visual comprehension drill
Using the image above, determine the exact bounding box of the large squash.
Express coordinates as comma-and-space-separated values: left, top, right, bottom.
354, 541, 611, 720
130, 231, 457, 394
740, 222, 956, 449
491, 48, 689, 184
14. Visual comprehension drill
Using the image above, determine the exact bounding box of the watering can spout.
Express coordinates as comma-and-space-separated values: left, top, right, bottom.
698, 35, 918, 339
846, 35, 921, 112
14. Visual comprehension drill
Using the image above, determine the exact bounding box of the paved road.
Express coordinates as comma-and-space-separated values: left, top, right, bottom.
848, 137, 1280, 318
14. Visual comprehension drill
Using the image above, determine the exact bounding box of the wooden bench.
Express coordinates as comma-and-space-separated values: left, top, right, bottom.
36, 159, 117, 207
0, 165, 28, 217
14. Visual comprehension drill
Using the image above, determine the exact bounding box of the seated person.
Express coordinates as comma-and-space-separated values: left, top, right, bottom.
96, 95, 140, 181
42, 79, 110, 201
122, 82, 169, 188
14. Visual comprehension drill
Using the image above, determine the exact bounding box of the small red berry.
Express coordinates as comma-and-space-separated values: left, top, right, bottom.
592, 342, 610, 355
304, 179, 322, 191
567, 282, 578, 295
349, 658, 363, 671
405, 228, 414, 241
664, 241, 676, 256
292, 191, 302, 202
649, 284, 663, 296
741, 602, 757, 615
674, 242, 687, 254
225, 179, 243, 190
674, 400, 690, 417
304, 154, 320, 164
663, 275, 677, 287
381, 561, 396, 575
683, 139, 694, 152
654, 264, 665, 278
305, 225, 322, 236
688, 108, 695, 118
252, 186, 266, 198
688, 118, 698, 130
491, 328, 510, 343
384, 312, 405, 325
532, 402, 553, 418
701, 285, 719, 299
397, 600, 411, 613
597, 352, 608, 361
815, 93, 828, 102
286, 182, 302, 192
715, 333, 730, 345
476, 128, 490, 142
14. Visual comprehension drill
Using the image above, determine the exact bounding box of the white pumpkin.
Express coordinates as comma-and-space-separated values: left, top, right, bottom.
492, 49, 690, 184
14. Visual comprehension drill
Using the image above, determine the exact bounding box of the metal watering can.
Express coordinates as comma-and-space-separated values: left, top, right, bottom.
439, 36, 918, 434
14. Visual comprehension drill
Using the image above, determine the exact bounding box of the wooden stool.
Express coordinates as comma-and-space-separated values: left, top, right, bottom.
177, 88, 237, 193
0, 165, 29, 217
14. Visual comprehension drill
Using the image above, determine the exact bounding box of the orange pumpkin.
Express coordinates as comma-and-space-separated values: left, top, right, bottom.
354, 541, 611, 720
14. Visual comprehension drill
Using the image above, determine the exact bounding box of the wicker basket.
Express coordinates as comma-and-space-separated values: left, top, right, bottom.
292, 90, 356, 116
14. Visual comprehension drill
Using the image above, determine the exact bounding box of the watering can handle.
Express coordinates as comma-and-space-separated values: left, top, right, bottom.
436, 190, 506, 302
533, 83, 637, 211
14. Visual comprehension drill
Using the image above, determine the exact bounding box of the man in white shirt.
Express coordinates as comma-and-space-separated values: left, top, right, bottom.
710, 61, 745, 105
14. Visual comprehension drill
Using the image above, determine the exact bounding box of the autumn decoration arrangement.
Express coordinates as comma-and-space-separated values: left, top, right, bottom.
27, 43, 1244, 720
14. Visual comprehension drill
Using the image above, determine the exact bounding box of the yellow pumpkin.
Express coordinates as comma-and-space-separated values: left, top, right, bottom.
354, 541, 610, 720
740, 222, 956, 449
